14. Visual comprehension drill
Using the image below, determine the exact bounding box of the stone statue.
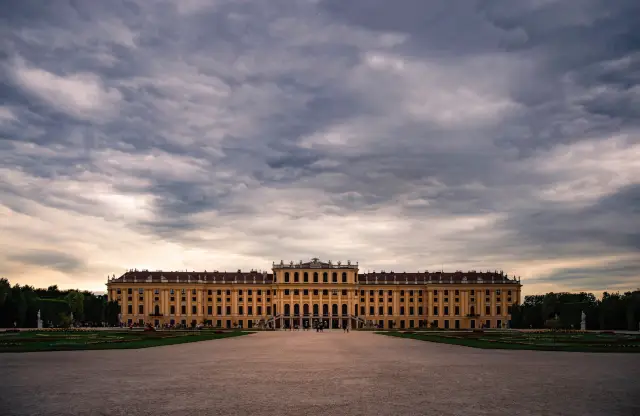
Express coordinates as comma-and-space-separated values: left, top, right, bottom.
580, 310, 586, 331
37, 309, 43, 329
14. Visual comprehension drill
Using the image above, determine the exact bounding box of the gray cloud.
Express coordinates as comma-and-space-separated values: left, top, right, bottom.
7, 250, 86, 274
0, 0, 638, 293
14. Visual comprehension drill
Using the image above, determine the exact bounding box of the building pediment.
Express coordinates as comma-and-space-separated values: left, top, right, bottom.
272, 258, 358, 269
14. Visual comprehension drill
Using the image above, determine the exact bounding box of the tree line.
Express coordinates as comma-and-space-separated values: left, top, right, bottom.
0, 278, 120, 328
510, 290, 640, 330
1, 277, 638, 330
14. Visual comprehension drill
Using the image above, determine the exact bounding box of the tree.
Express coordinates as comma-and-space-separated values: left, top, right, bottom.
0, 278, 10, 307
65, 291, 85, 321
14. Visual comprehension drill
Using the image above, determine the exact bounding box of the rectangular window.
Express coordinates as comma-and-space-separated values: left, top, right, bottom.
496, 289, 501, 295
266, 306, 271, 315
226, 306, 231, 315
454, 306, 460, 315
369, 306, 374, 315
485, 289, 490, 296
418, 306, 423, 315
470, 290, 475, 295
191, 289, 196, 295
433, 289, 438, 296
303, 273, 308, 283
285, 289, 290, 295
171, 305, 176, 314
238, 306, 244, 315
342, 290, 347, 296
433, 306, 439, 316
323, 289, 328, 295
360, 290, 365, 296
410, 307, 414, 315
181, 305, 186, 314
127, 288, 132, 294
360, 306, 365, 315
248, 306, 253, 315
444, 306, 449, 315
497, 306, 501, 315
313, 289, 318, 295
409, 290, 414, 296
207, 306, 212, 315
138, 304, 143, 314
226, 290, 231, 296
257, 306, 262, 315
117, 288, 121, 294
294, 289, 299, 295
400, 306, 405, 315
138, 288, 143, 295
409, 320, 414, 328
379, 306, 383, 315
388, 306, 393, 315
444, 320, 450, 329
486, 306, 491, 315
400, 290, 405, 296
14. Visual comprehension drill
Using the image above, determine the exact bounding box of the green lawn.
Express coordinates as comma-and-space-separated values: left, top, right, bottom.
377, 331, 640, 353
0, 330, 253, 353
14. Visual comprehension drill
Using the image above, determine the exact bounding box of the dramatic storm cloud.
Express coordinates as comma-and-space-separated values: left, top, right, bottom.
1, 0, 638, 295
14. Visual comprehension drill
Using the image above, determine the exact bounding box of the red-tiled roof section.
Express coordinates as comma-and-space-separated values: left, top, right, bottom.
110, 270, 274, 284
357, 271, 520, 285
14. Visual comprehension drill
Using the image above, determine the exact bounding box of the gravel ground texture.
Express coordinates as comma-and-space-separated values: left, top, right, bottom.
0, 330, 638, 416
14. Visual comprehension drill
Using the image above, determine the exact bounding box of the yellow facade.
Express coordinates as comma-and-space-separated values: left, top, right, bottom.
107, 259, 522, 330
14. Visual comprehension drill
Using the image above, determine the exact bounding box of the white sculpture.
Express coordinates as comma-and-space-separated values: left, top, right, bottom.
580, 310, 586, 331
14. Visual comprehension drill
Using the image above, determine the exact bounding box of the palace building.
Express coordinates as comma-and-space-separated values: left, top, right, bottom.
106, 258, 522, 330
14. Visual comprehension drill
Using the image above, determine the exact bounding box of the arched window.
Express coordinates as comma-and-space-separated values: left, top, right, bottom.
284, 272, 290, 283
303, 304, 309, 315
284, 304, 291, 316
294, 304, 300, 316
313, 272, 318, 283
342, 304, 348, 315
322, 304, 329, 316
332, 304, 338, 315
303, 272, 308, 283
313, 304, 319, 316
332, 272, 337, 283
323, 272, 328, 283
294, 272, 299, 282
342, 272, 347, 283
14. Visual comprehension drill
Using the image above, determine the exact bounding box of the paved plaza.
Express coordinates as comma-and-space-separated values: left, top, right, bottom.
0, 331, 638, 416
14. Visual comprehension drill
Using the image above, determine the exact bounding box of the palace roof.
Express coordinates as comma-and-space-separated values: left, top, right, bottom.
108, 269, 520, 285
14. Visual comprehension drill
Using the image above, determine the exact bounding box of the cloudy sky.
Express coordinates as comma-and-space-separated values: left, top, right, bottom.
1, 0, 638, 296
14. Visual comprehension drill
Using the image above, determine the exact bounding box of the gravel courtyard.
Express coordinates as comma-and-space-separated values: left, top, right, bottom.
0, 330, 638, 416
